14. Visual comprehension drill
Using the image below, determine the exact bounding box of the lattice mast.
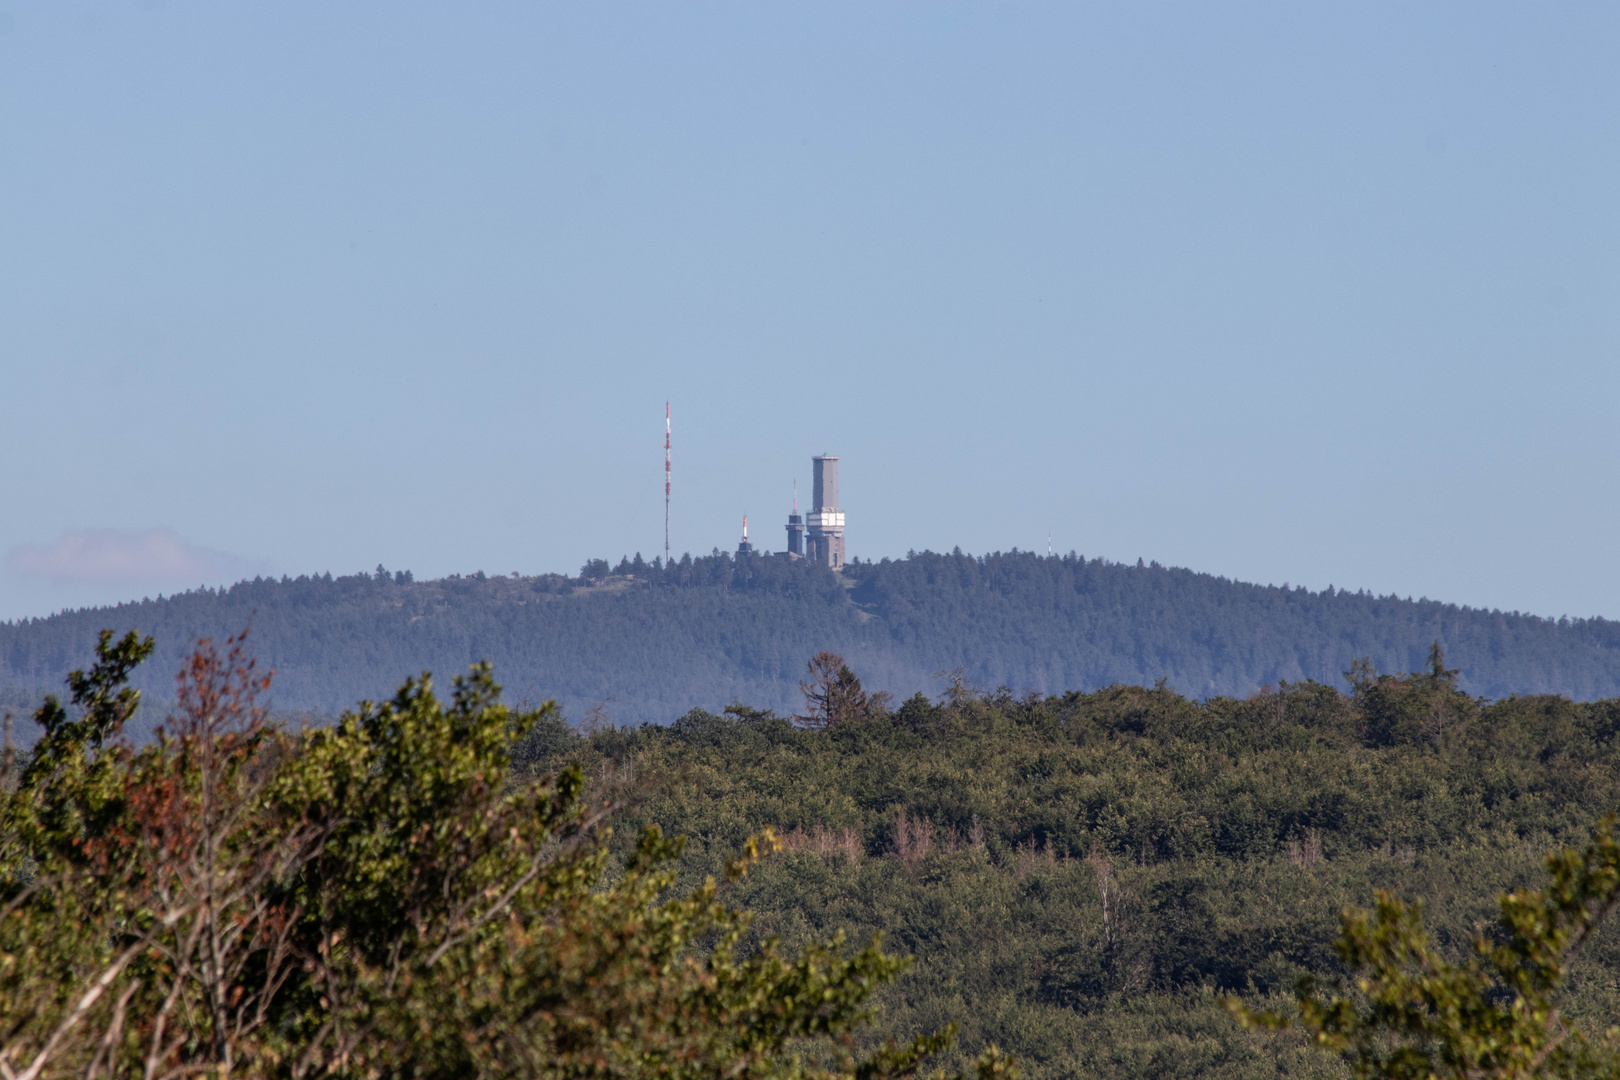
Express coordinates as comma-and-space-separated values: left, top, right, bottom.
785, 478, 805, 556
664, 402, 671, 564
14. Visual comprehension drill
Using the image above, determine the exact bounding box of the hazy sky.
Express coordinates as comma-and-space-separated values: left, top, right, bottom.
2, 3, 1617, 622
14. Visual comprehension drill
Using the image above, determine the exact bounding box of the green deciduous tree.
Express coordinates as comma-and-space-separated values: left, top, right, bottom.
1233, 817, 1620, 1079
1345, 643, 1476, 749
1, 632, 999, 1080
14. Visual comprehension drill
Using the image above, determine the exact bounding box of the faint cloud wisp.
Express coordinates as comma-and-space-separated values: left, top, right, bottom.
6, 528, 267, 588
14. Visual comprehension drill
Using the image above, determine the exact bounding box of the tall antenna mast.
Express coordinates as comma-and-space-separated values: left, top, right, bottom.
664, 403, 671, 564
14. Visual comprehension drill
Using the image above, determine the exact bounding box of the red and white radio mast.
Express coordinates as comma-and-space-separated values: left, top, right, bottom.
664, 403, 672, 565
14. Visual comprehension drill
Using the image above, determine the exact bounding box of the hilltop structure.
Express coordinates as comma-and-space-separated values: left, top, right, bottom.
803, 455, 845, 569
785, 479, 804, 557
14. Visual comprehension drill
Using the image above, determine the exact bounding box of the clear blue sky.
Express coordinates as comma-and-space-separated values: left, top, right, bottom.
2, 3, 1616, 622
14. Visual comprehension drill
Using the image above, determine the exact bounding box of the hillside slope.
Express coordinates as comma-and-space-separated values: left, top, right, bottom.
3, 550, 1619, 722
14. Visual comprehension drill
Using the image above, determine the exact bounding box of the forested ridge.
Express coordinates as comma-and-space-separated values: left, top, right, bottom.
519, 659, 1620, 1079
5, 549, 1620, 723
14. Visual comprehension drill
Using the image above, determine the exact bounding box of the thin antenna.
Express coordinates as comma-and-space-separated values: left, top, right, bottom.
792, 478, 797, 514
664, 403, 671, 564
743, 515, 748, 541
1047, 533, 1052, 556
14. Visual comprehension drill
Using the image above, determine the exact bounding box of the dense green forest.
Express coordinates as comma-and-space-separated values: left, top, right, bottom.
4, 631, 982, 1080
12, 625, 1620, 1078
516, 659, 1620, 1080
4, 550, 1620, 724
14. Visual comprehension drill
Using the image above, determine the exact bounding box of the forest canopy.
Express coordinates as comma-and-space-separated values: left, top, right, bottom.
517, 646, 1620, 1080
11, 630, 1620, 1079
0, 631, 1003, 1080
5, 550, 1620, 725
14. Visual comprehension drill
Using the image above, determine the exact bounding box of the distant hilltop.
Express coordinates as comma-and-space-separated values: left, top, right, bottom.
3, 550, 1619, 725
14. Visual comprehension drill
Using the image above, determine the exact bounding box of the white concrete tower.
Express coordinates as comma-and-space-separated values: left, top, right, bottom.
805, 455, 845, 569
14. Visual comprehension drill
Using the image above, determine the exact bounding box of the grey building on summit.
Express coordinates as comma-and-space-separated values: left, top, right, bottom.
785, 505, 804, 557
803, 455, 845, 569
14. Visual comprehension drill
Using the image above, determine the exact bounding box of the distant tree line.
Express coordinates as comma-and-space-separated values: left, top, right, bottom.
3, 550, 1619, 724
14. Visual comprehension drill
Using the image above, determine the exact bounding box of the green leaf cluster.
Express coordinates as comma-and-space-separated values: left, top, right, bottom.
1, 634, 998, 1080
1237, 818, 1620, 1079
